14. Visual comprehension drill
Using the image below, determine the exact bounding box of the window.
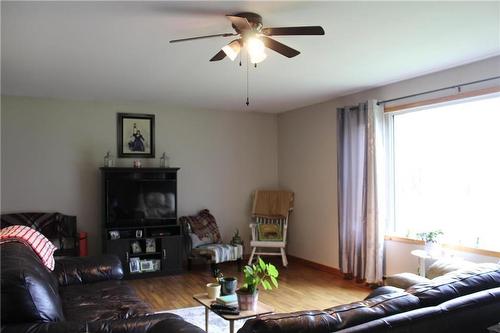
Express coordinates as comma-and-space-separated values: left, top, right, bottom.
386, 93, 500, 252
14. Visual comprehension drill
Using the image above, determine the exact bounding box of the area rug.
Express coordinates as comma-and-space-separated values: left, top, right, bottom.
160, 306, 248, 333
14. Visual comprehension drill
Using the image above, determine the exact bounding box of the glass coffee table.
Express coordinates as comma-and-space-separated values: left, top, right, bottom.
193, 293, 274, 333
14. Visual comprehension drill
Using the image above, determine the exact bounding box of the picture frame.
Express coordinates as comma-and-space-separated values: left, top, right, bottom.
109, 230, 120, 240
129, 257, 140, 273
145, 238, 156, 253
117, 113, 155, 158
140, 260, 154, 272
130, 241, 142, 254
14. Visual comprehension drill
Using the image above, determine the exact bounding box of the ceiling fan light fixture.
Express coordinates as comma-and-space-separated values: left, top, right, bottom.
222, 40, 241, 61
246, 36, 265, 53
249, 51, 267, 64
246, 36, 267, 64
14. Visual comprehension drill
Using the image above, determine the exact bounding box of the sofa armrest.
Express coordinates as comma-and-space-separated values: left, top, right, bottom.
239, 310, 339, 333
54, 254, 123, 286
1, 313, 206, 333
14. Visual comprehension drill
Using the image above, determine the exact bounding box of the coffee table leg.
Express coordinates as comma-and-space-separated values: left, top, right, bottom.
205, 307, 209, 333
230, 320, 234, 333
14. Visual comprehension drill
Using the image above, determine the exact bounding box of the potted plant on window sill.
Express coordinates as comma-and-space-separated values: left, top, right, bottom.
236, 258, 279, 311
417, 230, 444, 256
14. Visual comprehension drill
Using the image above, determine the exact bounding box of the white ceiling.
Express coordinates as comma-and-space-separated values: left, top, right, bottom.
2, 1, 499, 113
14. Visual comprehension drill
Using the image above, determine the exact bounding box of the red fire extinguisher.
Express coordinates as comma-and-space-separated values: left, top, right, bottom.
79, 232, 88, 257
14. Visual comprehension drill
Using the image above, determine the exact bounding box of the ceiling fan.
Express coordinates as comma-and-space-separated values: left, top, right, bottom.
169, 12, 325, 64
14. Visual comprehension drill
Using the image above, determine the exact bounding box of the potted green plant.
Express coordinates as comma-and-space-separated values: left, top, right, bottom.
231, 229, 243, 245
417, 230, 444, 254
236, 258, 279, 311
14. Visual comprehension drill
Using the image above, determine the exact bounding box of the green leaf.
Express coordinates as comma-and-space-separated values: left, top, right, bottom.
262, 280, 271, 290
258, 258, 266, 271
244, 266, 253, 276
267, 264, 279, 277
270, 276, 278, 288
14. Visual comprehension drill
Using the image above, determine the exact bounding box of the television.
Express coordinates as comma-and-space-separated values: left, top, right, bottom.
105, 179, 176, 227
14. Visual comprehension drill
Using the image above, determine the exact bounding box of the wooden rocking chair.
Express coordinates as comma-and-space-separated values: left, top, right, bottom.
248, 190, 294, 267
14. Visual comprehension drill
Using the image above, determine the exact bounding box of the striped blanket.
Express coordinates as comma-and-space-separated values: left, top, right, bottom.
192, 244, 243, 264
0, 225, 57, 270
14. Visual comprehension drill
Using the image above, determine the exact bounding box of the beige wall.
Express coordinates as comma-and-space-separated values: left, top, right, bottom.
2, 56, 499, 269
1, 97, 279, 255
278, 55, 500, 269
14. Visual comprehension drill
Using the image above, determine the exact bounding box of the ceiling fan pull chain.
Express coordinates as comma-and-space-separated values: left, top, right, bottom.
246, 54, 250, 106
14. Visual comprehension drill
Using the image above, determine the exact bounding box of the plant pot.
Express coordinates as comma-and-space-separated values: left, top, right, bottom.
236, 289, 259, 311
221, 277, 238, 295
206, 283, 221, 300
425, 242, 441, 256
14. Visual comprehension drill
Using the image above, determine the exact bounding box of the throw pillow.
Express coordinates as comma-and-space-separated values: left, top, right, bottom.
179, 209, 222, 244
426, 258, 476, 279
384, 272, 430, 289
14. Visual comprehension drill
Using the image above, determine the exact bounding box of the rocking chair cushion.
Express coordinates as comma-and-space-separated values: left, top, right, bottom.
179, 209, 222, 244
192, 243, 243, 264
189, 233, 213, 248
258, 224, 283, 241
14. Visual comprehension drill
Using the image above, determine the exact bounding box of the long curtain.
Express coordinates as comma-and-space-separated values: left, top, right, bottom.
337, 100, 385, 284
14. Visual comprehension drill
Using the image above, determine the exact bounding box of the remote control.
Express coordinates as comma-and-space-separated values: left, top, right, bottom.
210, 303, 238, 311
215, 309, 240, 315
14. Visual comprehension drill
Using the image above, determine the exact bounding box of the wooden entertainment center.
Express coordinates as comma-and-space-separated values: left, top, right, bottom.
101, 167, 183, 278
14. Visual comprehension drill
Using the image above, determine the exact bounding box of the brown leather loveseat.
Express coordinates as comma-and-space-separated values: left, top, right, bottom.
239, 264, 500, 333
1, 242, 204, 333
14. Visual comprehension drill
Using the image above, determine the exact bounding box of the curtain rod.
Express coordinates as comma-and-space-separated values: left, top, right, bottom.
377, 76, 500, 105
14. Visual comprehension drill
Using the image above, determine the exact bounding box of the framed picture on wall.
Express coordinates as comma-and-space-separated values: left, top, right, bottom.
117, 113, 155, 158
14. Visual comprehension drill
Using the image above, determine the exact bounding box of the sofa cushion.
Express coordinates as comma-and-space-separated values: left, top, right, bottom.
406, 263, 500, 306
59, 280, 151, 322
384, 272, 430, 289
324, 292, 421, 330
239, 310, 339, 333
1, 242, 64, 324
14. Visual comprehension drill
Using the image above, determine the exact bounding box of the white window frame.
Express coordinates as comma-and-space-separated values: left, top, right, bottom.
384, 92, 500, 255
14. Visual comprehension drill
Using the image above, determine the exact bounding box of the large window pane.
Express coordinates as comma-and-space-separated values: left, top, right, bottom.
392, 94, 500, 251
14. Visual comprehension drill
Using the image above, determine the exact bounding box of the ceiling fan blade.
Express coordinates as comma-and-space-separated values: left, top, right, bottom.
209, 49, 227, 62
226, 15, 252, 32
261, 26, 325, 36
170, 33, 236, 43
261, 36, 300, 58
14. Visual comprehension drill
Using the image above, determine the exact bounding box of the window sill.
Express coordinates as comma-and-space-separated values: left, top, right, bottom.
384, 235, 500, 258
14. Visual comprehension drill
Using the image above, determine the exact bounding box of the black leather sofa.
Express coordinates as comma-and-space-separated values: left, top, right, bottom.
239, 264, 500, 333
1, 242, 205, 333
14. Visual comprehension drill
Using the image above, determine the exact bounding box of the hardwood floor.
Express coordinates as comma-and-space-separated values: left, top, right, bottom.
128, 258, 370, 313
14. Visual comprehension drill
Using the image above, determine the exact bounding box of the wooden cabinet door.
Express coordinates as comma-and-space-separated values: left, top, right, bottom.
161, 236, 182, 274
